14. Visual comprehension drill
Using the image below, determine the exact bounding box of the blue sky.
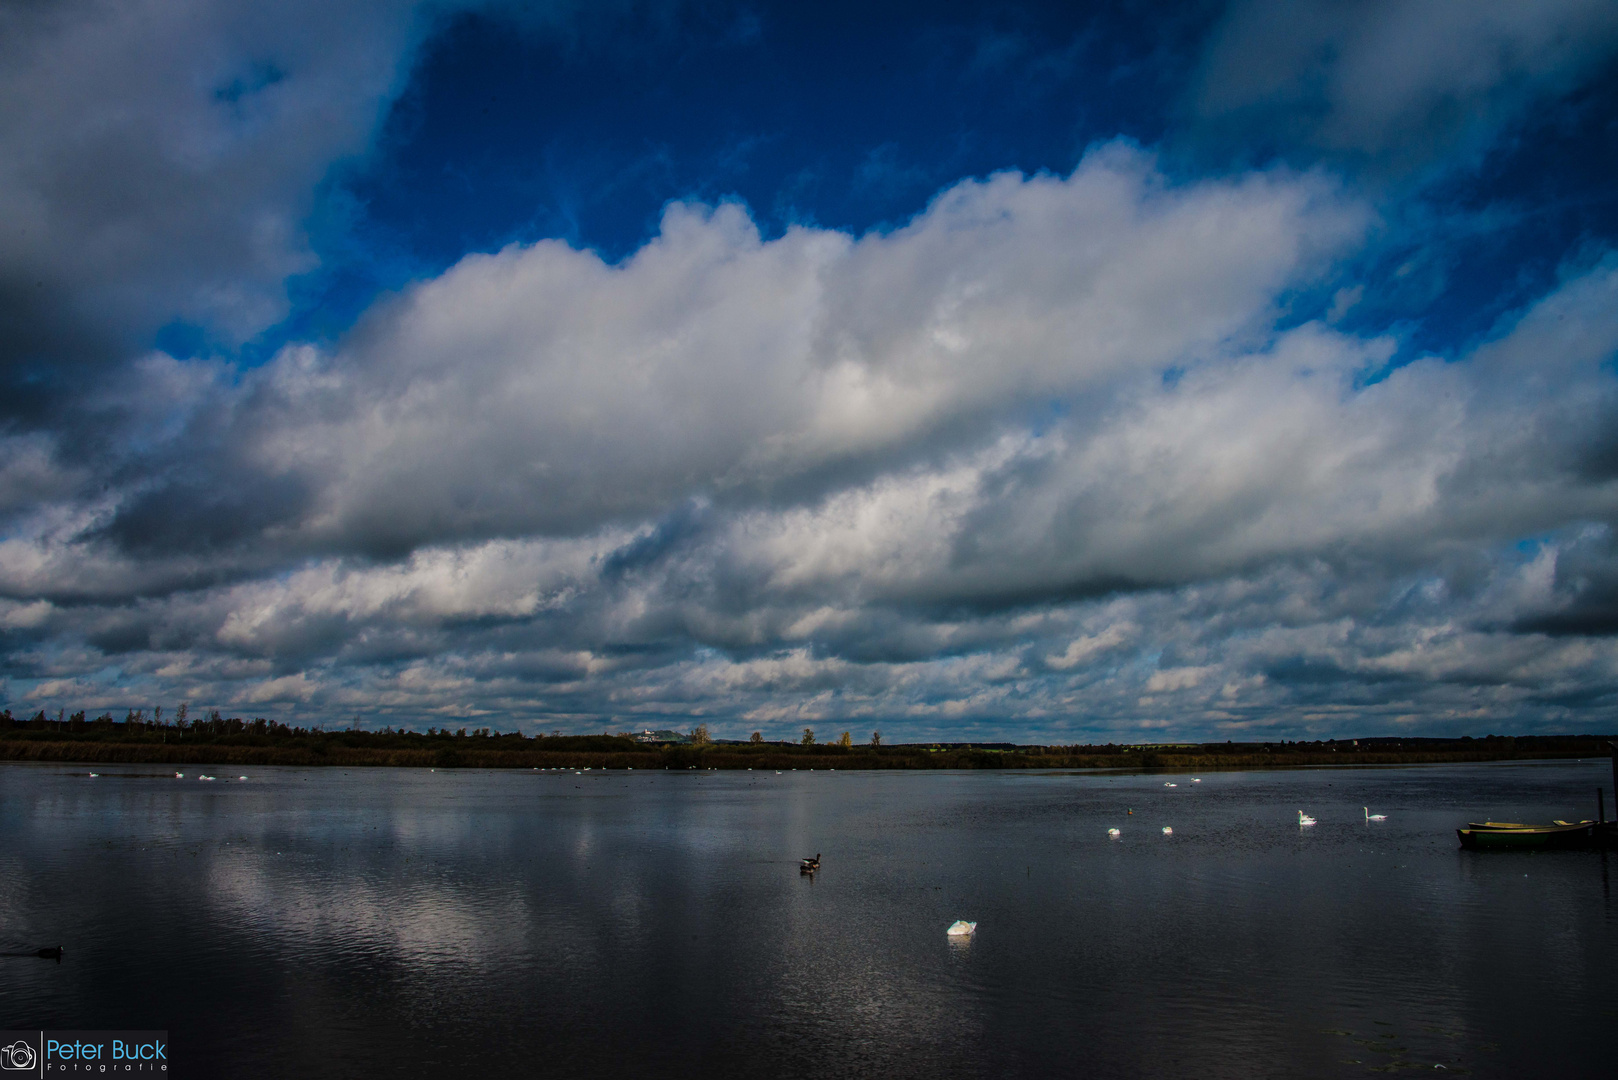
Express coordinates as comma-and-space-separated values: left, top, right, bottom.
271, 2, 1192, 353
4, 0, 1618, 741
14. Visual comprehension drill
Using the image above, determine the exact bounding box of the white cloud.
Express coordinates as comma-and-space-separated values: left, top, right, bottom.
233, 672, 318, 705
212, 536, 609, 654
229, 143, 1363, 554
1144, 665, 1217, 693
1047, 625, 1134, 670
0, 598, 53, 631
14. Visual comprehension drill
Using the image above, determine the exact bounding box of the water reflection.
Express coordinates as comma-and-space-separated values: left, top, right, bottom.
0, 761, 1614, 1078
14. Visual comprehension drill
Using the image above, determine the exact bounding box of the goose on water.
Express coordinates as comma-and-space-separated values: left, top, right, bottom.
1298, 811, 1317, 826
800, 853, 821, 873
1364, 807, 1387, 821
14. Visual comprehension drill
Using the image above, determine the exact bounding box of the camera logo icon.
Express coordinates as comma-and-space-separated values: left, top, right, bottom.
0, 1040, 35, 1071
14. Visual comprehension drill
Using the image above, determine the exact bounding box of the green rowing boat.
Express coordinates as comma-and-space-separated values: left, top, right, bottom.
1456, 820, 1594, 850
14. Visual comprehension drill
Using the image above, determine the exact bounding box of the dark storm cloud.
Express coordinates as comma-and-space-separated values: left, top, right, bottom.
1512, 527, 1618, 637
92, 474, 312, 557
0, 0, 437, 419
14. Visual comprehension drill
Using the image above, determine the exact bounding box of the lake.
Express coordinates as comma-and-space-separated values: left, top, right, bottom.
2, 759, 1614, 1078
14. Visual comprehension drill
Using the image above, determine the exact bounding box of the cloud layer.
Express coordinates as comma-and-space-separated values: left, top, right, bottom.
4, 2, 1618, 739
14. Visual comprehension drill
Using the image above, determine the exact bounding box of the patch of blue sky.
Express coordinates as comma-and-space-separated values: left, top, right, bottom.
215, 4, 1160, 366
152, 321, 211, 363
1365, 65, 1618, 355
207, 1, 1618, 389
321, 4, 1182, 271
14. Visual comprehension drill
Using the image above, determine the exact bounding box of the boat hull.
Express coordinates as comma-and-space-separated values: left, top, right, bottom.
1457, 822, 1593, 850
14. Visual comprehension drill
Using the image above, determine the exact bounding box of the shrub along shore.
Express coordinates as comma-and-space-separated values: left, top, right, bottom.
0, 711, 1610, 771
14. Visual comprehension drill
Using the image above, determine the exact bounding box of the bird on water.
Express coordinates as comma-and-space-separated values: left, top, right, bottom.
1298, 811, 1317, 826
1364, 807, 1387, 821
0, 947, 61, 962
800, 853, 821, 873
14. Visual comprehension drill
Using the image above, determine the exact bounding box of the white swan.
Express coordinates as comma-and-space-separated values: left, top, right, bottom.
1297, 811, 1316, 826
1164, 782, 1177, 787
1161, 826, 1172, 835
1192, 778, 1201, 783
1364, 807, 1387, 821
1107, 827, 1121, 838
946, 920, 977, 936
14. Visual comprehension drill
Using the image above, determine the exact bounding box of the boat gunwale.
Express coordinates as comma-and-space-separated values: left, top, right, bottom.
1464, 820, 1593, 831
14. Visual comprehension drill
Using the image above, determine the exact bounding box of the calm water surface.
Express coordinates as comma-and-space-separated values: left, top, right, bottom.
2, 760, 1615, 1078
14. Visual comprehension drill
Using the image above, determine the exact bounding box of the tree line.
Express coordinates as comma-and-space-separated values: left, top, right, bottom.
1, 708, 1611, 766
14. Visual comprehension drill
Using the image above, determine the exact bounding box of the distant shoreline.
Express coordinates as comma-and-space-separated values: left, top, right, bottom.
2, 731, 1611, 773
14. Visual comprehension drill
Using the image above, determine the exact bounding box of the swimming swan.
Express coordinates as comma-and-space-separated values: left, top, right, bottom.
1364, 807, 1387, 821
1298, 811, 1317, 826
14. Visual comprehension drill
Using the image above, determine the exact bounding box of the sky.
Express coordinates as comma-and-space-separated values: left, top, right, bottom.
4, 0, 1618, 743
